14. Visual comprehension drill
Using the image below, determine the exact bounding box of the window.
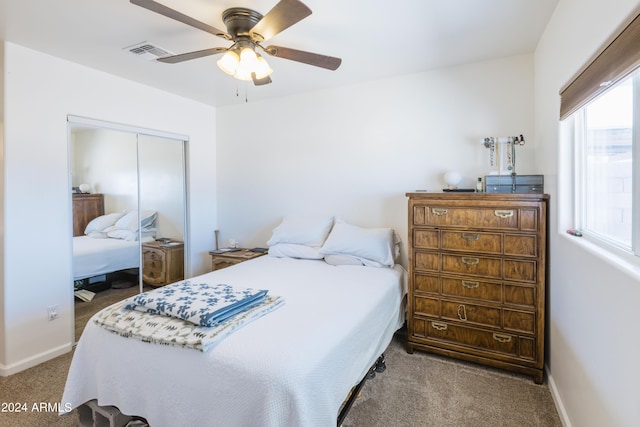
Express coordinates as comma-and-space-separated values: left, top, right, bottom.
572, 73, 636, 252
560, 10, 640, 256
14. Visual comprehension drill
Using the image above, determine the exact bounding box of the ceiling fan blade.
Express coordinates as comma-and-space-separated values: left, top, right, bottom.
130, 0, 231, 40
157, 47, 227, 64
250, 0, 312, 42
264, 45, 341, 70
252, 73, 273, 86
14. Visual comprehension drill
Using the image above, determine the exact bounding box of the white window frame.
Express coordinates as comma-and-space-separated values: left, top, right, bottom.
572, 72, 640, 258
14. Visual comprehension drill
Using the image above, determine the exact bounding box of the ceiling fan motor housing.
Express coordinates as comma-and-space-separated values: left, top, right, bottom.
222, 8, 264, 40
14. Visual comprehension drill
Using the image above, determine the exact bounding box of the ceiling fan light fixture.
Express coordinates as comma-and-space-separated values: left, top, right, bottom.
218, 45, 273, 81
254, 55, 273, 79
234, 61, 254, 81
217, 50, 240, 75
239, 47, 259, 69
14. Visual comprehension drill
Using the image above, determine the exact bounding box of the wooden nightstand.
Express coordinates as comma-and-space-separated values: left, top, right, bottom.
209, 249, 266, 271
142, 241, 184, 286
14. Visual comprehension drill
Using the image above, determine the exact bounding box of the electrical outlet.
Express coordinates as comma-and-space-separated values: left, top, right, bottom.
47, 305, 59, 321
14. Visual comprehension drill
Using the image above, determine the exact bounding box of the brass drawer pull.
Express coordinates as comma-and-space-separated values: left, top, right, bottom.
461, 257, 479, 265
431, 322, 448, 331
431, 208, 449, 216
457, 304, 467, 321
461, 280, 479, 289
494, 209, 514, 218
461, 233, 479, 241
493, 333, 512, 343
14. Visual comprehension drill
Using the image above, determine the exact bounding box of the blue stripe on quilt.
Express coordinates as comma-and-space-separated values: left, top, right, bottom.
123, 281, 268, 327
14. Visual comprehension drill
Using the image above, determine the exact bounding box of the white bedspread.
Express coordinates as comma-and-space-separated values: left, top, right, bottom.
73, 236, 140, 280
61, 256, 406, 427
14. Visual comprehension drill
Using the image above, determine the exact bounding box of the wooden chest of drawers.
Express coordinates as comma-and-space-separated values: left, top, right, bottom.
142, 241, 184, 287
406, 192, 548, 383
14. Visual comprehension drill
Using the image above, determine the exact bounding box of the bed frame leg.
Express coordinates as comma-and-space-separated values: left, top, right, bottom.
374, 354, 386, 373
337, 353, 386, 426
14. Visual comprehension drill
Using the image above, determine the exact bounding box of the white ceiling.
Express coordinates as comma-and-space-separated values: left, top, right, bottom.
0, 0, 558, 107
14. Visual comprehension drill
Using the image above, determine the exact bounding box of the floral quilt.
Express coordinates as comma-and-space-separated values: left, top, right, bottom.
123, 281, 268, 327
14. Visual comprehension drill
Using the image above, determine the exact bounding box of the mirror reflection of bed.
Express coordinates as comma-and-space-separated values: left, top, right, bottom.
69, 121, 187, 342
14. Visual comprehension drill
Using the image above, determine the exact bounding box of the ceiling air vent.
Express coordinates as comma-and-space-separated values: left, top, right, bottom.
124, 42, 174, 61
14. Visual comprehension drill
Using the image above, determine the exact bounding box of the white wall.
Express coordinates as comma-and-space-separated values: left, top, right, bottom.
0, 42, 217, 375
72, 128, 138, 212
0, 42, 5, 366
216, 54, 536, 256
535, 1, 640, 426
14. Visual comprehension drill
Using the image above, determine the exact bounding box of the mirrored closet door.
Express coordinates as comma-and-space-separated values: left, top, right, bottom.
68, 117, 187, 341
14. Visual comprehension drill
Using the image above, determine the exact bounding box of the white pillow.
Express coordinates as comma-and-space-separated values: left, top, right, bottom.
87, 231, 108, 239
84, 212, 126, 235
114, 210, 157, 231
107, 228, 137, 241
324, 254, 365, 266
266, 215, 334, 247
268, 243, 324, 260
320, 222, 395, 268
106, 227, 157, 241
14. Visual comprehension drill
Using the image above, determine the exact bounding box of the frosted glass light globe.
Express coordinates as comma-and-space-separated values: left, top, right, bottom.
79, 183, 90, 193
443, 171, 462, 189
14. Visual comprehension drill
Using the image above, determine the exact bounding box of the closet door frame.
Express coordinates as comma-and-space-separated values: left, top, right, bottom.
67, 115, 189, 342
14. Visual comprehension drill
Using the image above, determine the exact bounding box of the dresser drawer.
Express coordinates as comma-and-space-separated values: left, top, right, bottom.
504, 259, 537, 283
413, 273, 440, 293
414, 251, 439, 271
503, 309, 536, 334
424, 320, 518, 355
143, 268, 165, 284
441, 254, 502, 279
504, 234, 538, 257
411, 319, 537, 361
438, 300, 535, 335
441, 230, 502, 254
413, 206, 520, 230
414, 229, 439, 249
441, 300, 501, 328
143, 248, 165, 264
441, 276, 502, 303
504, 284, 536, 308
414, 295, 440, 317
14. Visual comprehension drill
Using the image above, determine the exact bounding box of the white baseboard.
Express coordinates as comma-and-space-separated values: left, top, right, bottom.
546, 364, 572, 427
0, 343, 72, 377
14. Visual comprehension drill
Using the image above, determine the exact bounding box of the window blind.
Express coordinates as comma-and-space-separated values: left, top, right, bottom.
559, 10, 640, 120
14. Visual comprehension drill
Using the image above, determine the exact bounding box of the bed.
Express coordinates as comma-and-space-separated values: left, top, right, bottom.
62, 216, 406, 426
73, 210, 157, 281
73, 236, 141, 280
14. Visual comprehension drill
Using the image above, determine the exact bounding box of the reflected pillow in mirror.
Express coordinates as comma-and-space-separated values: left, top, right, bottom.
114, 210, 158, 231
84, 212, 126, 235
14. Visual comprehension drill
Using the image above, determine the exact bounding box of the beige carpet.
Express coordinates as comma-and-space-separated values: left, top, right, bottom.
344, 331, 562, 426
1, 290, 561, 427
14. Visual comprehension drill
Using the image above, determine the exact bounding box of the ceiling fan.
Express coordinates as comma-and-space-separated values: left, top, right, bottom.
130, 0, 342, 86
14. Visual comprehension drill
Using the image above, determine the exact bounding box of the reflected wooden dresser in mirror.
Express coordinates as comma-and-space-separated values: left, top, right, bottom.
72, 193, 104, 236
